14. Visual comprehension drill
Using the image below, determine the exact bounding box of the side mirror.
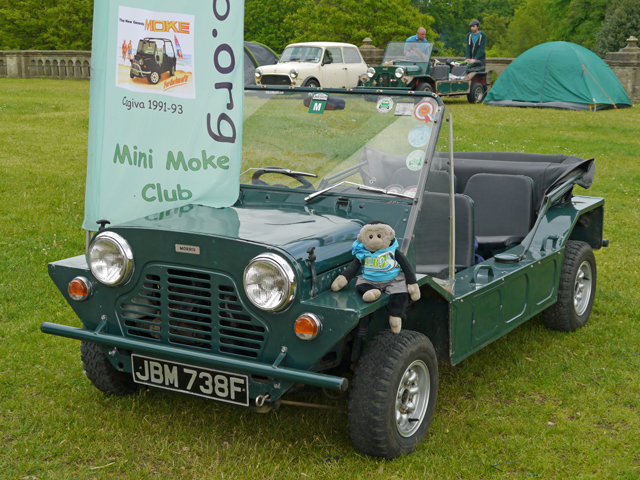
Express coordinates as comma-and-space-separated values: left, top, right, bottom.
433, 47, 439, 54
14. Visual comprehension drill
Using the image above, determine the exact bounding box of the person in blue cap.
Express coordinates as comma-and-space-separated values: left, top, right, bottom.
465, 20, 487, 67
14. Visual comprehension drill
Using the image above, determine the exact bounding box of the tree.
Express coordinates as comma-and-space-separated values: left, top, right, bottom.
505, 0, 552, 56
595, 0, 640, 56
289, 0, 436, 48
244, 0, 305, 53
545, 0, 609, 50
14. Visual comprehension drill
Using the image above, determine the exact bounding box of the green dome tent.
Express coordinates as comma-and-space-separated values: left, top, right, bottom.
485, 41, 632, 111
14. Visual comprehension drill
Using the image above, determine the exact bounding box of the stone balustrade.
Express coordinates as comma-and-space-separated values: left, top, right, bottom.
0, 50, 91, 79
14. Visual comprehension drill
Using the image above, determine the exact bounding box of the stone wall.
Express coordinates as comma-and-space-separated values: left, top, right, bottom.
605, 37, 640, 103
0, 51, 91, 79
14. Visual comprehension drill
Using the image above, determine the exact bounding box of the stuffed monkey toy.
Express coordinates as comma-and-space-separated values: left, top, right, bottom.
331, 221, 420, 333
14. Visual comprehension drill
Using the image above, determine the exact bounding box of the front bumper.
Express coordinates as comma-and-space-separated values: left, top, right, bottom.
41, 321, 348, 391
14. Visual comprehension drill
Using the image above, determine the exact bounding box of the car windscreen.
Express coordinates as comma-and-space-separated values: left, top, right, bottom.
383, 41, 434, 64
137, 40, 157, 55
279, 46, 322, 63
242, 88, 444, 195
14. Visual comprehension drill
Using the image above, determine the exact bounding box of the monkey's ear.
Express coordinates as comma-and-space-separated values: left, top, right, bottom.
357, 232, 363, 243
388, 227, 396, 239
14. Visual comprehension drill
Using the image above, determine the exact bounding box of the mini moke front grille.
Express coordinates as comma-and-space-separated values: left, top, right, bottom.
119, 266, 266, 359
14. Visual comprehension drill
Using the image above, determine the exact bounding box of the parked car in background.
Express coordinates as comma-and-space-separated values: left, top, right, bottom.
360, 41, 490, 103
244, 41, 279, 85
255, 42, 367, 88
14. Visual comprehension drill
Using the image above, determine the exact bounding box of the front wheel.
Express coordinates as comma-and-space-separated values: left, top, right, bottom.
148, 70, 161, 85
80, 341, 138, 396
304, 78, 320, 88
543, 240, 596, 331
467, 82, 485, 103
349, 330, 438, 459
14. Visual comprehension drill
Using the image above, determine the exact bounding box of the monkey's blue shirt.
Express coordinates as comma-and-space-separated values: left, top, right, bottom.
352, 238, 401, 282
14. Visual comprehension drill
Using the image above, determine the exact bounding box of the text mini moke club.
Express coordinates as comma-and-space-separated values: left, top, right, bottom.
43, 86, 605, 459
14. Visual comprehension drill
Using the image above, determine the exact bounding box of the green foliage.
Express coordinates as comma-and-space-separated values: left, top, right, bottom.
482, 12, 511, 56
0, 0, 93, 50
244, 0, 305, 53
288, 0, 436, 48
595, 0, 640, 56
505, 0, 552, 56
546, 0, 609, 49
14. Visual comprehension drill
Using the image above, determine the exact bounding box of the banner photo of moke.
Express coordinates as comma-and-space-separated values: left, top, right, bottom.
83, 0, 244, 231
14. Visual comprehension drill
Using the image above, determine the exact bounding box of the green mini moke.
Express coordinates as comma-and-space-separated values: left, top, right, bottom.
42, 87, 605, 459
360, 41, 490, 103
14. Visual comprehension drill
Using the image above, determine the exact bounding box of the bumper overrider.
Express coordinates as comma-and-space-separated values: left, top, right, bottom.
43, 227, 361, 408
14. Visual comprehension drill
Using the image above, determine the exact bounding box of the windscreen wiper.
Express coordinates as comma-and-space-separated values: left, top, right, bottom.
304, 181, 414, 203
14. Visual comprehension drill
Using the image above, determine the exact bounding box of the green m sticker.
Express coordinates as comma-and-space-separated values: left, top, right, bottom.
308, 93, 328, 114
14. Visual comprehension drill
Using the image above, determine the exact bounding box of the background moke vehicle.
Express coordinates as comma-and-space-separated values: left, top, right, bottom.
43, 87, 605, 459
255, 42, 367, 88
130, 37, 177, 85
361, 41, 490, 103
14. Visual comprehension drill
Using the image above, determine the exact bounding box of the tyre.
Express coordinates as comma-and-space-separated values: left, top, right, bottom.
416, 82, 433, 93
148, 70, 161, 85
170, 65, 175, 76
80, 341, 138, 396
543, 240, 596, 331
467, 82, 485, 103
349, 330, 438, 459
129, 71, 135, 79
304, 79, 320, 88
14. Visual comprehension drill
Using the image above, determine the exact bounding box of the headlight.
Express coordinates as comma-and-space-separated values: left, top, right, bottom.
395, 67, 404, 79
244, 253, 296, 311
88, 231, 134, 286
367, 67, 376, 78
255, 67, 263, 79
289, 68, 298, 79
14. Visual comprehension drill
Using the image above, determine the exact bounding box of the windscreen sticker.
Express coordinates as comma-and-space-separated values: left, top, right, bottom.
376, 97, 394, 113
394, 103, 413, 116
308, 92, 328, 114
406, 150, 426, 171
408, 125, 432, 148
414, 100, 436, 123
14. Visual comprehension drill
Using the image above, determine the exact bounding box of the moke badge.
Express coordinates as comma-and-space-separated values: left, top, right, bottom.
175, 244, 200, 255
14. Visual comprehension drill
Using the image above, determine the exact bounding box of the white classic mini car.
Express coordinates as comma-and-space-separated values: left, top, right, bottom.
255, 42, 368, 88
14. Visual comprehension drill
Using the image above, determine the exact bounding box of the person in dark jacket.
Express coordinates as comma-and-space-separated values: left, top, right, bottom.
465, 20, 487, 67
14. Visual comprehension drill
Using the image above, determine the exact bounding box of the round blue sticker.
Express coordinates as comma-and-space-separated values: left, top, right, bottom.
408, 125, 431, 148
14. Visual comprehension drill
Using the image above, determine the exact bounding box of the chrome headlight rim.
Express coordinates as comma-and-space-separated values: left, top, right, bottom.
255, 67, 263, 79
243, 253, 297, 312
289, 68, 299, 79
394, 67, 404, 79
88, 231, 134, 286
367, 66, 376, 78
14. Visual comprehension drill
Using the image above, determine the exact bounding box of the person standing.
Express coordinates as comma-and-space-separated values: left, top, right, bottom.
127, 40, 133, 63
122, 40, 127, 63
465, 20, 487, 67
404, 27, 429, 54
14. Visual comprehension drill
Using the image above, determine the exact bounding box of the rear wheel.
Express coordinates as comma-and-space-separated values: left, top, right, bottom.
543, 240, 596, 331
80, 341, 138, 396
467, 82, 485, 103
349, 330, 438, 459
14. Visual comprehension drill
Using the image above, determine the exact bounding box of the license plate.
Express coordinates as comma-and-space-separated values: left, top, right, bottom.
131, 355, 249, 406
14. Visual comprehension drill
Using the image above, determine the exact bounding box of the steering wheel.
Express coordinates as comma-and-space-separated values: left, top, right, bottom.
251, 167, 316, 189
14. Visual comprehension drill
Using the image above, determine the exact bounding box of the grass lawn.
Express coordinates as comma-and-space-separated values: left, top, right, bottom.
1, 78, 639, 479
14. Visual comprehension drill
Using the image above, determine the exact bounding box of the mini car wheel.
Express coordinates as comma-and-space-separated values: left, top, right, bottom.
148, 70, 161, 85
170, 65, 175, 76
416, 82, 433, 93
80, 341, 138, 396
543, 240, 597, 331
467, 82, 485, 103
304, 79, 320, 88
129, 71, 135, 79
349, 330, 438, 459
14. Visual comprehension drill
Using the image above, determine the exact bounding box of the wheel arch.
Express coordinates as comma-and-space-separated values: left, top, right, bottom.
568, 204, 605, 250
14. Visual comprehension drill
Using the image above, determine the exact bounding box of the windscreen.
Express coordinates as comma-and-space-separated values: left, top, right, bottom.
279, 46, 322, 63
242, 87, 457, 286
383, 41, 434, 64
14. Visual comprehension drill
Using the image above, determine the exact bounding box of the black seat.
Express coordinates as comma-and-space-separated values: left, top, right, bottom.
388, 168, 456, 193
463, 173, 535, 249
415, 193, 475, 278
431, 64, 449, 80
